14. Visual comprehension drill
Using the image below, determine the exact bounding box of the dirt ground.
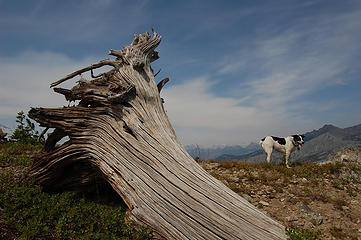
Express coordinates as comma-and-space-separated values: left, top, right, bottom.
200, 148, 361, 240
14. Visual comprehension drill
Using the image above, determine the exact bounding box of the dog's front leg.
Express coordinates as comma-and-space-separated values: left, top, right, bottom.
285, 151, 291, 168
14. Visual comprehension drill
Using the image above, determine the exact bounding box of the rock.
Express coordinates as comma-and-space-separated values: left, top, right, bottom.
269, 193, 276, 199
259, 201, 269, 206
340, 154, 348, 161
241, 194, 253, 202
332, 148, 361, 164
285, 216, 298, 222
301, 178, 308, 183
341, 205, 349, 211
294, 221, 304, 226
351, 199, 358, 204
228, 176, 239, 183
298, 203, 323, 226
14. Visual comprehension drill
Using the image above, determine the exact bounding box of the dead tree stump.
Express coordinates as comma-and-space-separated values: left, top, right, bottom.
29, 30, 286, 239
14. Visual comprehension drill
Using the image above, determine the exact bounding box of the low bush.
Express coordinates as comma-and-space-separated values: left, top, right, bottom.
286, 227, 322, 240
0, 142, 153, 239
0, 142, 41, 167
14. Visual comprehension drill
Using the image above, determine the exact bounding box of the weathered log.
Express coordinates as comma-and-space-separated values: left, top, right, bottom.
0, 127, 7, 143
29, 30, 286, 239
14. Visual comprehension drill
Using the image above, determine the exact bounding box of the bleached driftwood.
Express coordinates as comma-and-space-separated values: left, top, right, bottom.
29, 30, 285, 240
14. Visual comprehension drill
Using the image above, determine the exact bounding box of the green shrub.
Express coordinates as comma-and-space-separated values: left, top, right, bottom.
10, 111, 44, 144
0, 141, 153, 239
0, 171, 153, 239
0, 142, 41, 167
286, 227, 322, 240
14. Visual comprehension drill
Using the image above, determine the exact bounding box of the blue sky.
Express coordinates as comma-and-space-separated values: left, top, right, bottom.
1, 0, 361, 146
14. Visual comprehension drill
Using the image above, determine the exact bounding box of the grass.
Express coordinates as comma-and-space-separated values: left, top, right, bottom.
0, 142, 153, 239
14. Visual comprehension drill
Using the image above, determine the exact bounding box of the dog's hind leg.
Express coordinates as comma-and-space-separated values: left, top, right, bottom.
264, 148, 272, 164
260, 140, 272, 163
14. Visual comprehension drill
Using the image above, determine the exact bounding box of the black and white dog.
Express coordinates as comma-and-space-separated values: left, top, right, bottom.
259, 135, 305, 168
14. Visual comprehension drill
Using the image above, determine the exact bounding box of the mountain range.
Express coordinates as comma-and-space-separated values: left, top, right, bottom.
185, 142, 260, 160
186, 123, 361, 163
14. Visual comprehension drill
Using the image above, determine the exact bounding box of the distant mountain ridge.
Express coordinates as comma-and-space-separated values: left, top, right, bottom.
185, 142, 259, 160
186, 123, 361, 163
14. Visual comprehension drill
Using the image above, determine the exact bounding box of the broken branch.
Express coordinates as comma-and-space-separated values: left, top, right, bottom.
157, 77, 169, 93
50, 59, 121, 88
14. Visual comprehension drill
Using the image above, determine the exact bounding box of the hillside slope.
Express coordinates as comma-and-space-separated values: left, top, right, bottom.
2, 141, 360, 239
201, 147, 361, 239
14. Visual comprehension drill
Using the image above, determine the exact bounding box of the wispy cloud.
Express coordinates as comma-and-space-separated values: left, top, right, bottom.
0, 51, 100, 117
1, 52, 295, 146
218, 6, 361, 112
162, 77, 311, 146
161, 4, 361, 146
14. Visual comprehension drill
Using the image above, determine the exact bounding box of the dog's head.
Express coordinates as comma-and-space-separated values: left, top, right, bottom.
292, 135, 305, 150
